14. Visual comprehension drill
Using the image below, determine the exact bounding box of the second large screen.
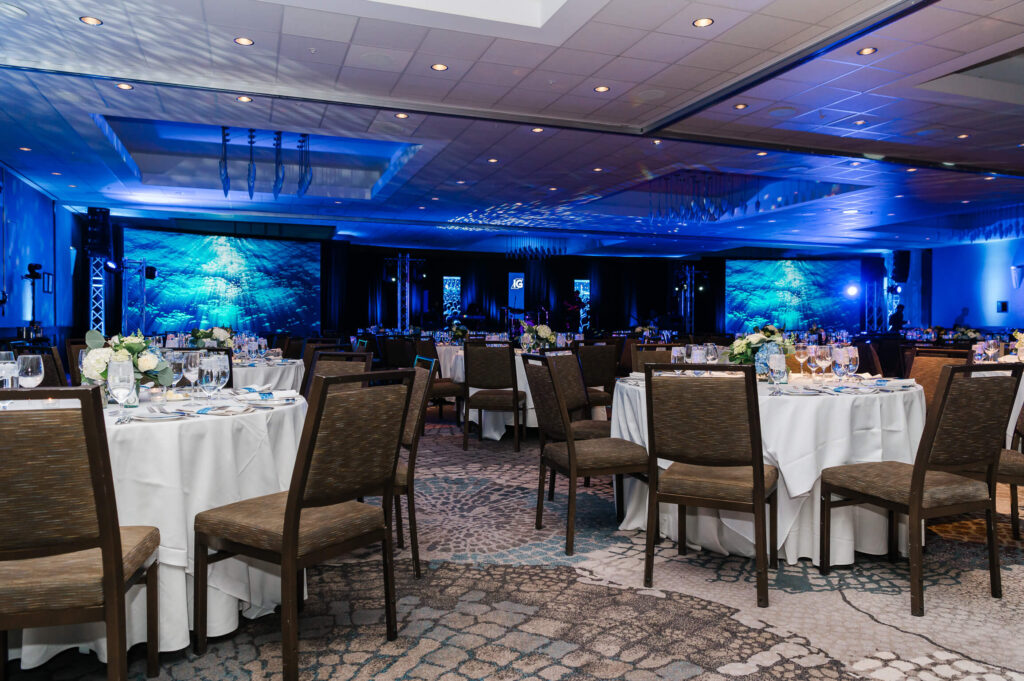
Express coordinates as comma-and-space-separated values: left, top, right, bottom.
725, 259, 860, 333
124, 228, 321, 334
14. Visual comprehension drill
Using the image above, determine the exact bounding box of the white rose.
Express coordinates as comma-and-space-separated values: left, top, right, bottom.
137, 351, 159, 372
111, 349, 132, 363
212, 327, 230, 341
82, 348, 113, 381
747, 333, 766, 345
536, 325, 552, 339
108, 334, 121, 346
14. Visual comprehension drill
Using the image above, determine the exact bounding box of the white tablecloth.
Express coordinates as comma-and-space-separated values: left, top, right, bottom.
612, 378, 926, 565
435, 345, 462, 381
11, 397, 306, 668
233, 359, 305, 392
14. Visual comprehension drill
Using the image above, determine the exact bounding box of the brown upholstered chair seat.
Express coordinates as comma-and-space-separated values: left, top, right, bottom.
430, 379, 466, 398
0, 526, 158, 613
822, 461, 988, 509
997, 449, 1024, 479
195, 492, 384, 557
587, 388, 613, 407
466, 389, 525, 409
572, 420, 612, 440
660, 463, 778, 503
544, 438, 647, 472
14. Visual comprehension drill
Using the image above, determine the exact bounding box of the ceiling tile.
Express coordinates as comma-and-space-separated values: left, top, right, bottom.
592, 0, 686, 30
871, 43, 963, 72
279, 34, 349, 65
545, 94, 606, 115
717, 14, 812, 50
623, 32, 704, 62
645, 63, 719, 89
658, 4, 751, 39
281, 7, 357, 43
444, 81, 510, 107
593, 56, 670, 82
462, 62, 530, 87
761, 0, 856, 23
495, 87, 563, 111
874, 6, 977, 42
336, 66, 401, 95
562, 21, 647, 55
202, 0, 282, 32
480, 39, 555, 69
343, 45, 413, 73
516, 69, 586, 94
390, 74, 456, 100
417, 28, 493, 60
926, 16, 1024, 51
826, 66, 903, 92
351, 17, 428, 51
537, 48, 615, 76
679, 41, 762, 71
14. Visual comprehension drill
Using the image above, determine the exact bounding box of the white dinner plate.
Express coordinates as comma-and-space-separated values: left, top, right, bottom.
131, 412, 186, 422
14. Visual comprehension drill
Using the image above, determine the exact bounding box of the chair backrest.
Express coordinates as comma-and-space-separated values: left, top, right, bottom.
855, 342, 883, 377
287, 371, 413, 515
644, 363, 763, 470
912, 364, 1023, 497
302, 342, 346, 374
283, 336, 304, 359
0, 386, 123, 579
406, 358, 436, 453
576, 343, 620, 393
546, 352, 589, 413
14, 346, 67, 387
522, 354, 571, 442
909, 353, 968, 409
67, 343, 89, 385
464, 341, 517, 390
307, 351, 373, 396
631, 344, 679, 373
383, 338, 416, 368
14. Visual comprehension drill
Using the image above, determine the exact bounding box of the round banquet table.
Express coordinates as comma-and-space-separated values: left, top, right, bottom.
233, 358, 305, 392
10, 396, 307, 669
435, 344, 462, 382
612, 377, 927, 566
446, 349, 605, 441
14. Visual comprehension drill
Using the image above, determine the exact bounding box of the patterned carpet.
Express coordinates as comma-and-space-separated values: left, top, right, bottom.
9, 412, 1024, 680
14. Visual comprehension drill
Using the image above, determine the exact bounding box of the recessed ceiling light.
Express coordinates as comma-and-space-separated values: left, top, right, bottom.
51, 171, 61, 176
942, 161, 955, 167
548, 187, 558, 191
68, 184, 76, 188
0, 3, 28, 19
850, 161, 861, 166
234, 37, 254, 46
236, 95, 252, 102
334, 201, 342, 204
79, 16, 102, 25
755, 151, 768, 156
895, 194, 904, 198
487, 158, 498, 163
853, 120, 866, 125
692, 17, 714, 27
1018, 143, 1024, 148
531, 127, 544, 133
842, 209, 858, 214
594, 85, 610, 93
18, 146, 30, 151
418, 206, 425, 209
430, 197, 438, 201
394, 112, 409, 119
906, 167, 917, 172
593, 167, 603, 172
957, 133, 969, 139
430, 63, 449, 71
116, 83, 133, 90
652, 139, 662, 145
984, 175, 995, 180
961, 200, 970, 204
733, 103, 748, 110
857, 47, 877, 56
455, 180, 466, 184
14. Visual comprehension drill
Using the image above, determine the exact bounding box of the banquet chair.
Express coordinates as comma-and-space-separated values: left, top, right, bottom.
282, 336, 304, 359
383, 337, 417, 369
572, 341, 620, 409
13, 346, 68, 386
0, 386, 160, 680
524, 355, 648, 555
67, 341, 90, 385
642, 363, 779, 607
463, 341, 526, 452
907, 350, 969, 408
301, 342, 346, 377
854, 342, 883, 377
193, 371, 413, 681
415, 339, 466, 424
631, 344, 682, 373
819, 364, 1022, 616
304, 351, 373, 396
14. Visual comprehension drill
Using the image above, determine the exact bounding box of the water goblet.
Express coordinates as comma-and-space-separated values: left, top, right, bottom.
691, 347, 707, 376
703, 343, 719, 364
106, 359, 135, 419
805, 345, 819, 380
830, 346, 848, 382
815, 345, 832, 382
0, 351, 15, 389
213, 354, 230, 399
845, 346, 860, 380
183, 351, 201, 396
985, 340, 1000, 363
793, 343, 808, 376
198, 357, 219, 401
768, 353, 787, 395
17, 354, 44, 389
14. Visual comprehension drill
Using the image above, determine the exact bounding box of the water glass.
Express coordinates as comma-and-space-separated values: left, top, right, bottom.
703, 343, 719, 363
691, 347, 707, 375
845, 346, 860, 378
258, 337, 268, 360
168, 351, 184, 388
107, 360, 135, 417
985, 340, 1000, 363
830, 346, 848, 382
805, 345, 819, 378
793, 343, 808, 376
815, 346, 832, 380
183, 351, 201, 395
768, 353, 787, 395
17, 355, 44, 389
213, 354, 230, 397
198, 357, 219, 400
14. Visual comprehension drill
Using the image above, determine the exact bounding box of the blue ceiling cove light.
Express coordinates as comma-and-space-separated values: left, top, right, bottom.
845, 284, 860, 297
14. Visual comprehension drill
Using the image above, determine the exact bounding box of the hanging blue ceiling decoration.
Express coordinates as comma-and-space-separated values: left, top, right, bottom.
219, 126, 230, 197
272, 131, 284, 200
246, 128, 256, 199
297, 133, 312, 198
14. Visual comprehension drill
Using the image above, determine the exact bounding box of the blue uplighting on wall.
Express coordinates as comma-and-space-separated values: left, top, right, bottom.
725, 259, 860, 332
123, 228, 321, 334
573, 279, 591, 333
442, 276, 461, 322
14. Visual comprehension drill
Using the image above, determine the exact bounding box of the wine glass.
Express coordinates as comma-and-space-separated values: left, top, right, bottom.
691, 346, 707, 376
77, 348, 91, 385
805, 345, 819, 380
845, 346, 860, 380
198, 357, 219, 400
168, 351, 184, 389
106, 360, 135, 419
793, 343, 808, 376
183, 351, 201, 396
258, 337, 268, 362
768, 353, 787, 396
815, 345, 832, 382
213, 354, 230, 399
703, 343, 719, 364
17, 355, 44, 389
985, 340, 1000, 363
830, 346, 848, 382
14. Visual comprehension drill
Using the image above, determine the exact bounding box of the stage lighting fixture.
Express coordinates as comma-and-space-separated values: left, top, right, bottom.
845, 284, 860, 297
104, 260, 119, 272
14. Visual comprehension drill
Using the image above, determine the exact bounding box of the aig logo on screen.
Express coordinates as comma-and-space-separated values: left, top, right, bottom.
511, 278, 524, 290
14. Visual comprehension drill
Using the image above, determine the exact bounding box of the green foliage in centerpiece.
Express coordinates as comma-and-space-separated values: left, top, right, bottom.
190, 326, 234, 348
82, 330, 173, 386
520, 324, 556, 351
728, 324, 793, 365
450, 321, 468, 343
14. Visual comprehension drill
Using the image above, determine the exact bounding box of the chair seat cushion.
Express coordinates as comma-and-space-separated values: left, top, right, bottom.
0, 526, 159, 614
659, 463, 778, 504
195, 492, 384, 557
430, 380, 466, 398
466, 389, 525, 410
544, 438, 648, 473
587, 388, 613, 406
822, 461, 989, 509
572, 420, 612, 440
998, 449, 1024, 480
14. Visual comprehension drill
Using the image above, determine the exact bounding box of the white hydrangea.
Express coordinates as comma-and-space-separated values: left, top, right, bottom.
212, 327, 230, 341
137, 351, 159, 372
111, 349, 132, 363
521, 333, 534, 347
82, 347, 113, 381
535, 324, 553, 340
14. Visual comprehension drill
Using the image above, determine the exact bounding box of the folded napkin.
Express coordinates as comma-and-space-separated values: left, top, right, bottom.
998, 354, 1020, 363
864, 378, 916, 388
236, 389, 299, 401
629, 372, 646, 379
239, 384, 272, 393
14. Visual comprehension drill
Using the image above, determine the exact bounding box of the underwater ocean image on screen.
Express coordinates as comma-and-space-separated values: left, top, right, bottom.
123, 228, 321, 334
725, 259, 860, 333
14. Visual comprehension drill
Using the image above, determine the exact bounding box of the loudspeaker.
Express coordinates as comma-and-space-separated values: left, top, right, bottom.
84, 207, 112, 259
891, 250, 910, 283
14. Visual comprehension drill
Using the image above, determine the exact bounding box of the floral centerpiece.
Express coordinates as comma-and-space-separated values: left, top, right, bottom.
190, 326, 234, 348
728, 324, 793, 365
449, 321, 469, 344
634, 325, 657, 339
82, 330, 173, 389
520, 323, 556, 351
950, 326, 982, 342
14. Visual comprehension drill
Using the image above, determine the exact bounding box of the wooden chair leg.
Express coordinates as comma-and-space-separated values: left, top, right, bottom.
548, 467, 556, 501
643, 486, 658, 588
986, 506, 1003, 599
678, 505, 687, 556
193, 536, 209, 654
908, 511, 924, 616
280, 565, 300, 681
753, 498, 769, 608
512, 402, 521, 452
1012, 484, 1020, 540
407, 489, 421, 579
462, 401, 470, 451
478, 409, 484, 441
818, 485, 831, 575
382, 533, 398, 641
654, 504, 662, 545
565, 476, 577, 556
146, 562, 159, 678
394, 494, 405, 550
769, 492, 778, 569
105, 583, 128, 681
887, 509, 898, 562
615, 473, 625, 524
296, 570, 305, 613
584, 477, 591, 487
437, 401, 444, 422
536, 462, 547, 530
